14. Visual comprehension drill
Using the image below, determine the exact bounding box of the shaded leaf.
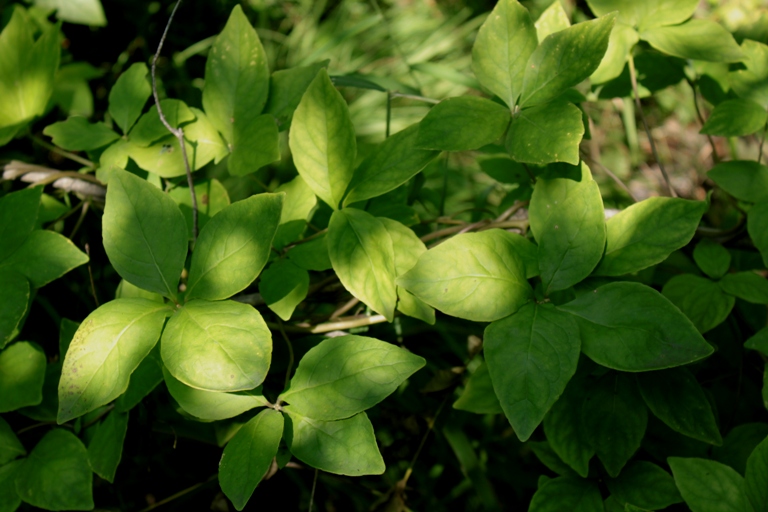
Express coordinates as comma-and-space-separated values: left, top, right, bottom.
0, 270, 29, 348
506, 100, 584, 165
0, 459, 22, 512
43, 117, 118, 150
693, 239, 731, 279
668, 457, 751, 512
2, 230, 88, 288
0, 187, 42, 262
719, 272, 768, 305
700, 99, 767, 137
453, 361, 503, 414
0, 417, 25, 465
662, 274, 734, 333
731, 39, 768, 110
708, 160, 768, 204
87, 410, 129, 483
0, 342, 46, 412
265, 60, 329, 131
114, 347, 163, 412
748, 202, 768, 268
168, 178, 231, 241
543, 375, 594, 477
606, 460, 682, 510
258, 260, 309, 321
529, 476, 603, 511
108, 62, 151, 134
228, 113, 280, 176
745, 435, 768, 512
415, 96, 511, 151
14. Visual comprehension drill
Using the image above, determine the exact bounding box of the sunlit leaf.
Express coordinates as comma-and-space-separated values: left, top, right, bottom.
2, 230, 89, 288
415, 96, 511, 151
43, 116, 119, 150
641, 20, 744, 62
0, 341, 46, 412
163, 368, 267, 420
506, 100, 584, 165
700, 99, 767, 137
730, 39, 768, 109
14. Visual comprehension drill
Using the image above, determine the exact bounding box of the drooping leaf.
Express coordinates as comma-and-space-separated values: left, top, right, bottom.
279, 335, 425, 421
1, 230, 89, 288
700, 99, 768, 137
228, 112, 280, 176
591, 23, 639, 85
327, 208, 397, 321
0, 417, 25, 465
606, 461, 683, 510
708, 161, 768, 204
719, 272, 768, 305
396, 229, 532, 322
0, 270, 29, 348
168, 179, 231, 240
108, 62, 151, 134
185, 193, 283, 301
219, 409, 283, 511
528, 476, 603, 512
43, 116, 119, 150
415, 96, 511, 152
87, 410, 129, 483
14, 429, 93, 511
640, 20, 744, 63
668, 457, 751, 512
0, 187, 42, 262
114, 347, 163, 412
693, 239, 731, 279
593, 197, 706, 276
484, 303, 580, 441
202, 4, 269, 144
289, 68, 356, 210
535, 1, 570, 41
529, 163, 605, 294
0, 341, 46, 412
258, 259, 309, 321
102, 168, 188, 299
283, 408, 385, 476
161, 300, 271, 392
506, 100, 584, 165
559, 282, 713, 371
265, 60, 329, 131
745, 435, 768, 512
543, 375, 594, 477
730, 39, 768, 110
0, 459, 22, 512
57, 299, 171, 423
471, 0, 537, 108
662, 274, 735, 333
453, 361, 503, 414
748, 202, 768, 268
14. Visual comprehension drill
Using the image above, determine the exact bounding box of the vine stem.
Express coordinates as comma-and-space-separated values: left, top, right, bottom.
628, 55, 677, 197
151, 0, 198, 241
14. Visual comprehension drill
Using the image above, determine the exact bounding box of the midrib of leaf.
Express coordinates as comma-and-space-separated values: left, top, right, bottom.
348, 216, 392, 309
127, 189, 176, 298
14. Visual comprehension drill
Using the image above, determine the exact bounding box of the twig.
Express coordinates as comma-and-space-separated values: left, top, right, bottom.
69, 202, 90, 239
420, 218, 528, 243
151, 0, 198, 241
308, 468, 318, 512
329, 297, 360, 320
522, 163, 537, 184
277, 320, 295, 391
580, 150, 638, 203
138, 474, 218, 512
284, 228, 328, 251
687, 78, 720, 164
31, 135, 95, 168
85, 243, 100, 307
3, 161, 105, 199
268, 314, 388, 334
494, 201, 528, 222
759, 122, 767, 165
628, 55, 676, 197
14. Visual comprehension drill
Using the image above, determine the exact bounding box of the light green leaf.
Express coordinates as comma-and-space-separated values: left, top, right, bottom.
108, 62, 151, 134
87, 410, 128, 483
1, 230, 89, 288
0, 417, 25, 465
415, 96, 511, 151
731, 40, 768, 110
0, 342, 46, 412
288, 236, 332, 271
506, 100, 584, 165
582, 373, 647, 477
344, 124, 439, 206
34, 0, 106, 26
606, 461, 682, 510
57, 298, 171, 423
186, 193, 283, 301
746, 435, 768, 512
0, 270, 29, 348
535, 1, 570, 41
396, 229, 532, 322
453, 361, 503, 414
161, 300, 271, 392
328, 208, 397, 321
128, 99, 195, 146
520, 14, 616, 107
485, 303, 579, 441
558, 282, 714, 371
163, 367, 267, 420
258, 259, 309, 321
749, 202, 768, 268
289, 68, 356, 210
637, 368, 722, 445
708, 161, 768, 204
529, 163, 605, 294
50, 61, 103, 118
228, 113, 280, 176
701, 99, 767, 137
17, 361, 61, 422
0, 459, 22, 512
203, 4, 269, 144
284, 408, 385, 476
543, 375, 594, 477
273, 176, 317, 249
168, 179, 231, 241
15, 429, 93, 510
0, 187, 41, 262
280, 335, 425, 421
529, 476, 603, 512
114, 347, 163, 412
669, 457, 751, 512
745, 327, 768, 356
471, 0, 537, 109
43, 116, 119, 150
641, 20, 744, 63
693, 239, 731, 279
219, 409, 283, 511
593, 197, 706, 276
103, 168, 187, 298
720, 272, 768, 304
115, 279, 164, 303
591, 23, 639, 85
265, 60, 329, 131
662, 274, 735, 333
586, 0, 698, 30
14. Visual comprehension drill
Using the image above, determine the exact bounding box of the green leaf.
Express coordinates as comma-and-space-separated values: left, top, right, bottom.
0, 459, 22, 512
283, 408, 385, 476
258, 259, 309, 321
559, 282, 713, 371
720, 272, 768, 304
693, 239, 731, 279
530, 441, 578, 477
219, 409, 283, 511
586, 0, 698, 30
745, 435, 768, 512
0, 187, 41, 262
484, 303, 580, 441
327, 208, 397, 321
529, 163, 605, 294
35, 0, 106, 26
745, 327, 768, 356
115, 279, 164, 303
87, 410, 129, 483
606, 460, 683, 510
529, 476, 603, 512
749, 202, 768, 268
415, 96, 511, 152
343, 124, 439, 206
203, 4, 269, 144
57, 298, 171, 423
1, 230, 89, 288
471, 0, 537, 108
520, 14, 616, 107
0, 417, 25, 465
0, 270, 29, 348
289, 68, 356, 210
668, 457, 751, 512
700, 99, 767, 137
593, 197, 706, 276
641, 20, 744, 63
591, 23, 639, 85
128, 99, 195, 146
228, 113, 280, 176
288, 236, 332, 271
50, 61, 104, 118
637, 368, 722, 445
103, 168, 188, 298
0, 342, 46, 412
163, 367, 267, 420
186, 193, 283, 301
15, 429, 93, 510
543, 375, 594, 477
396, 229, 532, 322
108, 62, 151, 134
582, 373, 647, 477
453, 361, 503, 414
535, 1, 570, 41
506, 100, 584, 165
43, 117, 118, 150
662, 274, 735, 333
731, 40, 768, 110
114, 347, 163, 412
18, 361, 61, 422
708, 161, 768, 204
280, 335, 425, 421
161, 300, 271, 392
168, 179, 231, 241
714, 423, 768, 475
59, 318, 79, 358
265, 60, 329, 131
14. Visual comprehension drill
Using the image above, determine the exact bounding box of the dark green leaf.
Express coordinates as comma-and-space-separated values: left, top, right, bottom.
0, 342, 46, 412
529, 476, 603, 512
330, 74, 387, 92
693, 239, 731, 279
749, 202, 768, 268
668, 457, 751, 512
543, 375, 594, 477
0, 459, 22, 512
87, 410, 129, 483
719, 272, 768, 304
713, 423, 768, 475
506, 100, 584, 165
108, 62, 151, 134
662, 274, 734, 333
1, 230, 89, 288
700, 99, 768, 137
529, 441, 577, 477
746, 435, 768, 512
0, 270, 29, 348
0, 187, 41, 262
258, 260, 309, 321
114, 347, 163, 412
0, 417, 25, 465
453, 361, 503, 414
416, 96, 510, 151
708, 161, 768, 204
607, 460, 682, 510
265, 60, 329, 131
43, 117, 118, 150
228, 113, 280, 176
288, 236, 332, 271
745, 327, 768, 356
18, 361, 62, 422
641, 20, 744, 62
731, 39, 768, 110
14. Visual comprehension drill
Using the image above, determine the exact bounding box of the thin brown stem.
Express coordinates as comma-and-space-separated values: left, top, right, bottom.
31, 135, 95, 168
284, 228, 328, 251
85, 243, 100, 307
329, 297, 360, 320
580, 150, 638, 203
27, 171, 103, 187
688, 78, 720, 164
308, 468, 319, 512
269, 314, 388, 334
69, 201, 90, 239
277, 319, 295, 391
420, 218, 528, 243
